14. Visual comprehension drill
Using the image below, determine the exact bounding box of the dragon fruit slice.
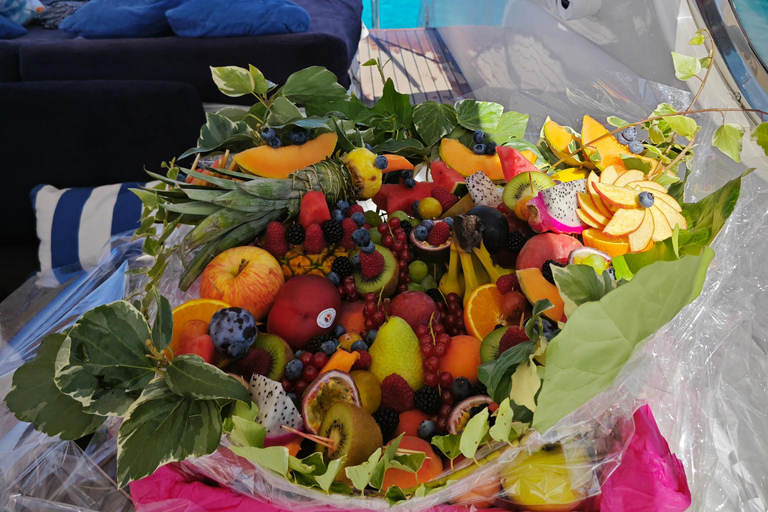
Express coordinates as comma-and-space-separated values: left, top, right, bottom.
466, 171, 502, 207
527, 179, 587, 234
249, 374, 303, 447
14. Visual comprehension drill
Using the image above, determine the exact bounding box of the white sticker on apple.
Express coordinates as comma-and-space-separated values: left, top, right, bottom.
316, 308, 337, 329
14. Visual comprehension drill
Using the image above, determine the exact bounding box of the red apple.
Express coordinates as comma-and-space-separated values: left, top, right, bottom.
389, 291, 440, 331
266, 274, 342, 350
200, 246, 284, 320
173, 334, 215, 364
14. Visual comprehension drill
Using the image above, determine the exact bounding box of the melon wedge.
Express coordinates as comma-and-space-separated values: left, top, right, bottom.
234, 132, 337, 179
439, 138, 504, 181
517, 268, 565, 322
543, 119, 589, 167
581, 115, 630, 171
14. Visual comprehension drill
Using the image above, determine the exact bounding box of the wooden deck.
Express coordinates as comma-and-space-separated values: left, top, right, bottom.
358, 28, 471, 106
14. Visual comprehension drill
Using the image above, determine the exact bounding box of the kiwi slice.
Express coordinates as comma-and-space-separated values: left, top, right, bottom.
353, 245, 398, 298
503, 172, 555, 210
252, 333, 290, 381
316, 402, 383, 477
479, 326, 509, 363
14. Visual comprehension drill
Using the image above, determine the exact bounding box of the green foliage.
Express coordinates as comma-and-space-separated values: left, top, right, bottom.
750, 122, 768, 156
552, 265, 617, 319
460, 408, 489, 459
165, 354, 252, 402
712, 124, 745, 162
477, 341, 535, 404
412, 102, 458, 146
210, 66, 259, 97
666, 115, 698, 139
280, 66, 348, 105
431, 434, 462, 460
456, 99, 503, 132
607, 116, 629, 128
671, 52, 702, 80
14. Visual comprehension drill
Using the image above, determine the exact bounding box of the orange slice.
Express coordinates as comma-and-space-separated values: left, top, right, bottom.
582, 228, 629, 257
171, 298, 230, 349
464, 284, 506, 340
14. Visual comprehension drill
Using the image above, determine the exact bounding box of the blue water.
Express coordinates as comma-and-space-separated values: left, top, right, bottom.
361, 0, 421, 29
733, 0, 768, 64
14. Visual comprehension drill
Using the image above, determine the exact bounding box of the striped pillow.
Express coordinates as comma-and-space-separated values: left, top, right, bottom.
31, 182, 146, 283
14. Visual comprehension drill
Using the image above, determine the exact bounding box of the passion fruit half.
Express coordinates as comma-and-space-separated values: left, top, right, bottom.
448, 395, 494, 435
409, 219, 451, 264
302, 370, 362, 434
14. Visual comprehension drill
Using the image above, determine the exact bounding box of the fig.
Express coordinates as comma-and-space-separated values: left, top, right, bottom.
467, 206, 510, 253
302, 370, 362, 434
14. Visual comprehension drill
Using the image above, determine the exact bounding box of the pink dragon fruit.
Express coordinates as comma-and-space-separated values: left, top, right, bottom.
527, 179, 587, 234
249, 374, 303, 447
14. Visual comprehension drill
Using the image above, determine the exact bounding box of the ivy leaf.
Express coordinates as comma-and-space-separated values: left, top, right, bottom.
712, 124, 745, 162
117, 379, 222, 487
607, 116, 629, 128
525, 299, 554, 341
509, 360, 541, 412
666, 115, 698, 139
181, 113, 256, 159
315, 456, 346, 492
489, 398, 523, 443
652, 103, 678, 117
689, 32, 706, 45
385, 486, 408, 505
477, 341, 535, 404
455, 99, 503, 132
431, 434, 462, 460
373, 78, 414, 130
620, 155, 652, 173
459, 407, 489, 459
165, 354, 252, 403
230, 416, 267, 448
55, 301, 156, 417
552, 265, 616, 319
489, 111, 529, 142
370, 434, 404, 489
372, 138, 424, 155
671, 52, 702, 80
281, 66, 348, 105
229, 445, 290, 477
267, 96, 303, 126
290, 452, 327, 476
4, 333, 105, 440
249, 65, 274, 96
389, 451, 426, 474
210, 66, 255, 97
750, 122, 768, 156
151, 291, 173, 351
700, 56, 712, 69
345, 448, 382, 491
412, 101, 458, 146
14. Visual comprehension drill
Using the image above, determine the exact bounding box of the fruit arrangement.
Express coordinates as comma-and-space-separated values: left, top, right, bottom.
6, 34, 766, 511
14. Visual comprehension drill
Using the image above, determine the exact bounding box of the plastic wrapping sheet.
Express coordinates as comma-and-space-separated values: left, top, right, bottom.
0, 73, 766, 512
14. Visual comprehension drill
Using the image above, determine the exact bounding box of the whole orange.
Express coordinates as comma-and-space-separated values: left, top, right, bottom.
439, 335, 482, 384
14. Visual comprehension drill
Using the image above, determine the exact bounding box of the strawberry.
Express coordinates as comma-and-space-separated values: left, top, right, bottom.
360, 250, 384, 279
264, 222, 288, 258
340, 217, 357, 250
496, 273, 520, 294
427, 222, 450, 246
380, 374, 414, 413
303, 224, 326, 254
498, 326, 528, 355
431, 186, 458, 211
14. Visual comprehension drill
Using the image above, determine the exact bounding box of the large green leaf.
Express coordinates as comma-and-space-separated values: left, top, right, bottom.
455, 99, 503, 132
373, 79, 414, 130
210, 66, 256, 97
671, 52, 701, 80
165, 354, 251, 402
55, 301, 157, 417
181, 113, 256, 159
266, 96, 303, 126
532, 249, 715, 433
117, 379, 222, 487
712, 124, 745, 162
750, 122, 768, 156
552, 265, 616, 319
281, 66, 348, 105
229, 445, 290, 477
5, 333, 105, 440
151, 291, 173, 351
412, 101, 458, 147
477, 341, 535, 404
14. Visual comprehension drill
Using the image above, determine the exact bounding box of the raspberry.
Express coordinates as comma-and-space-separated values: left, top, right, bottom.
380, 374, 414, 413
285, 224, 305, 245
496, 274, 520, 295
541, 259, 565, 285
347, 204, 364, 218
351, 350, 371, 371
426, 288, 444, 304
498, 326, 529, 355
360, 250, 384, 279
264, 222, 288, 258
340, 218, 357, 250
426, 222, 450, 246
331, 256, 353, 278
304, 224, 325, 254
431, 186, 458, 211
322, 220, 343, 244
306, 334, 337, 353
507, 231, 527, 253
373, 407, 399, 440
414, 386, 441, 415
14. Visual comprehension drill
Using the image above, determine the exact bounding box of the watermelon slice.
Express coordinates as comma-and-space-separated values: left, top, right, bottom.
497, 146, 540, 182
431, 161, 467, 195
298, 191, 331, 228
372, 182, 436, 216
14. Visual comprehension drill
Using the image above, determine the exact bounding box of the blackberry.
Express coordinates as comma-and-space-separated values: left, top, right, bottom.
331, 256, 353, 278
372, 407, 399, 440
400, 221, 413, 236
541, 259, 565, 285
285, 224, 305, 245
426, 288, 444, 305
414, 386, 441, 415
322, 220, 343, 244
306, 334, 337, 353
507, 231, 527, 253
474, 381, 488, 396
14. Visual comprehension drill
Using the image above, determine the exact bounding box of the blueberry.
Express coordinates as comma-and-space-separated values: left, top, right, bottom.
361, 241, 376, 254
285, 359, 303, 381
417, 420, 437, 440
413, 225, 429, 241
616, 134, 629, 146
261, 127, 276, 140
351, 340, 368, 351
321, 340, 338, 356
374, 155, 389, 170
351, 211, 366, 227
622, 126, 638, 141
628, 140, 644, 154
473, 130, 485, 144
485, 141, 498, 155
326, 271, 340, 286
289, 128, 308, 145
473, 143, 486, 155
364, 143, 372, 151
209, 307, 258, 360
332, 324, 347, 338
268, 137, 282, 148
337, 200, 350, 212
451, 377, 473, 401
421, 220, 434, 231
638, 191, 655, 208
294, 350, 305, 358
411, 201, 420, 216
331, 209, 345, 222
351, 254, 361, 268
443, 217, 454, 228
403, 178, 416, 189
400, 169, 413, 180
353, 228, 371, 247
366, 329, 378, 346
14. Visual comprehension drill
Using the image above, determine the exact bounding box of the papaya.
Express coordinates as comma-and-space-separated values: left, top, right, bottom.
234, 132, 337, 179
439, 138, 504, 181
381, 154, 415, 174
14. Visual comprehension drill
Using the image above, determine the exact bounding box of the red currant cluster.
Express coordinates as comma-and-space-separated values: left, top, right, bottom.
281, 351, 328, 396
377, 218, 412, 294
438, 293, 467, 336
337, 275, 358, 302
363, 292, 390, 333
415, 319, 454, 387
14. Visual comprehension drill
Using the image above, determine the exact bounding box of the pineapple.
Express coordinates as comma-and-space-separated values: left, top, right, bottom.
279, 246, 351, 279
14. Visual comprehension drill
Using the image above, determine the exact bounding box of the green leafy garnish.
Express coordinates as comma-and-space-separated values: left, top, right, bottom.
671, 52, 702, 80
412, 101, 458, 146
456, 99, 503, 132
552, 265, 617, 319
460, 407, 489, 459
712, 124, 745, 162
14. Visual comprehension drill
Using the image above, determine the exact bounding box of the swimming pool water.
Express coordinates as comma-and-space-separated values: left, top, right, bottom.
733, 0, 768, 65
361, 0, 421, 29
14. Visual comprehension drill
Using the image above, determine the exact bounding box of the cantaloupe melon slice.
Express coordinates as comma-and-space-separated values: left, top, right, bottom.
581, 116, 660, 173
542, 119, 594, 168
234, 132, 337, 179
517, 268, 565, 322
439, 138, 504, 181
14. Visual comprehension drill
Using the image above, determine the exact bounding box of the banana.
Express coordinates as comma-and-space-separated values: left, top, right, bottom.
473, 241, 514, 283
439, 240, 465, 297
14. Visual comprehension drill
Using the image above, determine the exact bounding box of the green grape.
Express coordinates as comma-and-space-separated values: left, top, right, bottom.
583, 254, 607, 272
420, 275, 438, 290
409, 260, 429, 283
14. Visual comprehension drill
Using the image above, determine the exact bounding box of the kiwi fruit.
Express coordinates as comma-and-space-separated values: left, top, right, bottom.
479, 326, 509, 363
252, 333, 291, 381
316, 402, 383, 479
503, 172, 555, 210
353, 245, 398, 298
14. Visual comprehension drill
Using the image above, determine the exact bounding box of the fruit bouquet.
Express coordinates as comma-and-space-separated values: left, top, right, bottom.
3, 30, 768, 511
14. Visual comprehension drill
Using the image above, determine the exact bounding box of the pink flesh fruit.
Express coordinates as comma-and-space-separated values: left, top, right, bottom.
526, 179, 588, 234
516, 233, 583, 270
249, 374, 303, 447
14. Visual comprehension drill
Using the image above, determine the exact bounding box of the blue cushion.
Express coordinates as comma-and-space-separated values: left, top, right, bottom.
167, 0, 310, 38
31, 182, 147, 283
59, 0, 187, 38
0, 15, 27, 39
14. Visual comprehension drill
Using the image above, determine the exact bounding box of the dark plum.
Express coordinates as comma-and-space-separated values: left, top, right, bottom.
467, 205, 510, 253
209, 307, 258, 360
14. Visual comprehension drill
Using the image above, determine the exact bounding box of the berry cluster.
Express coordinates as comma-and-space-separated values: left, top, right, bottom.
378, 217, 412, 294
471, 130, 498, 156
281, 350, 329, 396
336, 275, 358, 302
363, 292, 390, 333
415, 318, 453, 388
439, 292, 466, 336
